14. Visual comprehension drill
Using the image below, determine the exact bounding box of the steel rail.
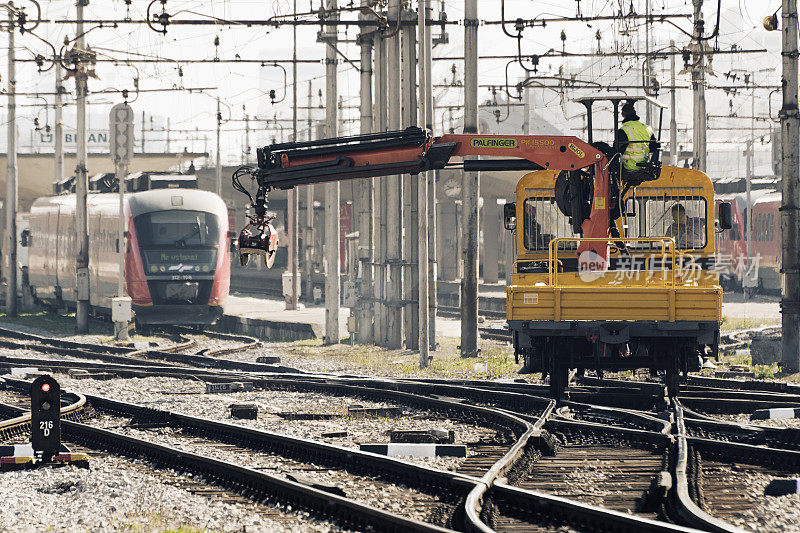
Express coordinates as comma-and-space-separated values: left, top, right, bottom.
0, 326, 299, 374
463, 400, 554, 532
686, 435, 800, 468
0, 355, 273, 381
559, 400, 672, 434
165, 326, 265, 357
489, 482, 703, 533
682, 405, 800, 450
673, 400, 747, 533
61, 420, 455, 533
0, 388, 87, 438
545, 417, 672, 446
685, 374, 800, 395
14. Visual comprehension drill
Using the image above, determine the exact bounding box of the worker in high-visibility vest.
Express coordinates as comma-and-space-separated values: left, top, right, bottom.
616, 101, 658, 178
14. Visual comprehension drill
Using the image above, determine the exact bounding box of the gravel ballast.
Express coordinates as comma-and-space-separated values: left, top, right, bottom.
87, 412, 450, 523
0, 456, 342, 533
703, 462, 800, 532
9, 374, 497, 471
710, 412, 800, 429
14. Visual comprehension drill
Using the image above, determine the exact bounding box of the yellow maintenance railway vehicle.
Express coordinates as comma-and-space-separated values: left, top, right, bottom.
232, 95, 733, 398
505, 166, 726, 397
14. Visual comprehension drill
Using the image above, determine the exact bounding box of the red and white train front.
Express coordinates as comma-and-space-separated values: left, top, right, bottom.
28, 187, 230, 327
125, 189, 230, 325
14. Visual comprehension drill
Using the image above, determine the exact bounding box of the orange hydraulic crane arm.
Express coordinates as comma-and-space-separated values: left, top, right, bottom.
232, 126, 611, 259
251, 127, 605, 188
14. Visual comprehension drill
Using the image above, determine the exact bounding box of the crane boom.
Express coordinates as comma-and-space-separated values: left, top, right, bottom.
232, 126, 612, 266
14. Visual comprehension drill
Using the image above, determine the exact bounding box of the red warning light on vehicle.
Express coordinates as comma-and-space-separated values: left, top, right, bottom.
41, 383, 50, 392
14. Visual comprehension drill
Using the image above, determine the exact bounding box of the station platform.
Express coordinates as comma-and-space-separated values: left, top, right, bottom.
219, 295, 351, 341
217, 288, 781, 343
219, 294, 464, 341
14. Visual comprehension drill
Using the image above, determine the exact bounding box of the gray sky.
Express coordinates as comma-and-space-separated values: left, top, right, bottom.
0, 0, 785, 176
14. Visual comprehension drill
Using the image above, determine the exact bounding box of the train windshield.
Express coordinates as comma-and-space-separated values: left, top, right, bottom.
134, 210, 220, 248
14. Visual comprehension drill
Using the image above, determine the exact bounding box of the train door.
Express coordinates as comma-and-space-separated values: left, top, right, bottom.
27, 204, 52, 300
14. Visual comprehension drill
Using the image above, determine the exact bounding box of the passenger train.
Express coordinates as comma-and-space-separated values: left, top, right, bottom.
716, 188, 782, 293
26, 176, 231, 328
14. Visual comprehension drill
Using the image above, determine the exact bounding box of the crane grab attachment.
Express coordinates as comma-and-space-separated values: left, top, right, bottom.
231, 126, 614, 267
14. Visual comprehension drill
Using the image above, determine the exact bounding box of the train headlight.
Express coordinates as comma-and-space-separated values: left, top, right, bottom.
159, 266, 166, 272
150, 265, 158, 273
194, 266, 200, 272
202, 265, 210, 272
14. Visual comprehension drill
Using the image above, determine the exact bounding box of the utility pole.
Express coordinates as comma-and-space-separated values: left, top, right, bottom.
243, 113, 249, 164
286, 0, 299, 311
402, 7, 419, 351
386, 0, 403, 349
140, 110, 145, 153
781, 0, 800, 373
5, 5, 17, 316
216, 96, 222, 197
54, 62, 64, 185
461, 0, 479, 357
644, 0, 653, 125
417, 0, 430, 366
323, 0, 340, 345
374, 23, 388, 346
75, 0, 90, 333
357, 0, 374, 343
692, 0, 707, 172
745, 82, 754, 299
166, 117, 170, 153
304, 80, 314, 302
670, 40, 678, 165
425, 6, 437, 352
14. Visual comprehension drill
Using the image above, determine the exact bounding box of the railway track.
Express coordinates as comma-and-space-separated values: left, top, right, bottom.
0, 380, 461, 532
6, 325, 800, 531
672, 400, 800, 533
0, 325, 293, 374
0, 375, 548, 532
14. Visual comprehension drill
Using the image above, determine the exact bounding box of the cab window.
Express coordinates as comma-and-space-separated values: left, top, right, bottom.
624, 191, 707, 250
522, 194, 579, 252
